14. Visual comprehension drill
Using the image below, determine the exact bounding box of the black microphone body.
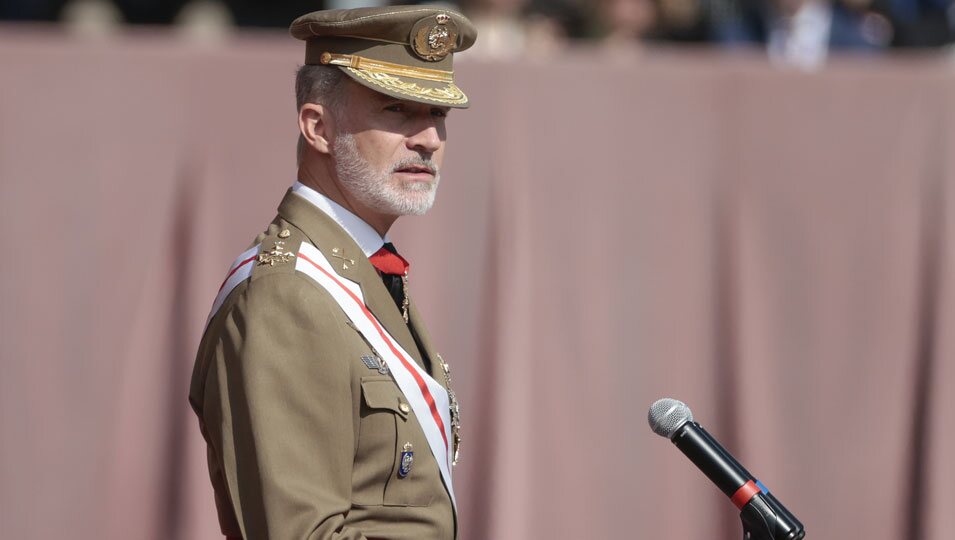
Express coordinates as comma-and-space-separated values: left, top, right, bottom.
672, 421, 754, 497
671, 421, 805, 540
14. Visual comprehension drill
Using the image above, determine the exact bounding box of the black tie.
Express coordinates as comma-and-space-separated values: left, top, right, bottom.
378, 242, 405, 311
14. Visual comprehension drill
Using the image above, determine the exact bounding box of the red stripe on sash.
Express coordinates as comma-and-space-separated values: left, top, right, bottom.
218, 256, 257, 292
297, 252, 449, 452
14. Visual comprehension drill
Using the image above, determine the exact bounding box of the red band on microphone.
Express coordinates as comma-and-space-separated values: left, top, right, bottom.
731, 480, 760, 509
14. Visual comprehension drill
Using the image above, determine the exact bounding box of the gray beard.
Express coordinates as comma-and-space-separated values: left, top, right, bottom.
332, 132, 440, 217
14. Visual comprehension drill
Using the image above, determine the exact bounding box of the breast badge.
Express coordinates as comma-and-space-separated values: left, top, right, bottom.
360, 354, 389, 375
398, 442, 414, 478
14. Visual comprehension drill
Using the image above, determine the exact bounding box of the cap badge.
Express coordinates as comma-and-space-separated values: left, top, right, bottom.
412, 13, 458, 62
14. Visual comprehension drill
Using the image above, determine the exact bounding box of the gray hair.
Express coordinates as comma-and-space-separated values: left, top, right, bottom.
295, 64, 348, 165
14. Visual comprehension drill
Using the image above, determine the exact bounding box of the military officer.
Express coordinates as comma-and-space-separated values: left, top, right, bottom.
189, 6, 475, 539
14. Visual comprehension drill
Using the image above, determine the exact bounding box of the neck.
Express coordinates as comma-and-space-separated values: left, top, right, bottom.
297, 159, 397, 237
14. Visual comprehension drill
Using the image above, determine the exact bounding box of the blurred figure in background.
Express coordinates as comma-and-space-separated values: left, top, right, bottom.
111, 0, 185, 23
226, 0, 338, 27
707, 0, 764, 42
459, 0, 569, 58
0, 0, 67, 21
656, 0, 712, 42
2, 0, 952, 53
767, 0, 890, 68
711, 0, 891, 68
588, 0, 712, 46
590, 0, 658, 44
58, 0, 233, 37
3, 0, 338, 26
60, 0, 122, 35
883, 0, 955, 46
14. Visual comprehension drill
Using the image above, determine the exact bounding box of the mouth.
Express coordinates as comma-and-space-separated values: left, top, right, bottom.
394, 164, 436, 176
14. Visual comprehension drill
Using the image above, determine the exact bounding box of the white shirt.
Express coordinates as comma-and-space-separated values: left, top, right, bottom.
291, 181, 387, 257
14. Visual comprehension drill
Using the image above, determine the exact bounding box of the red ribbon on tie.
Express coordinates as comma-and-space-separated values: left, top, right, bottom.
369, 245, 409, 276
368, 247, 410, 276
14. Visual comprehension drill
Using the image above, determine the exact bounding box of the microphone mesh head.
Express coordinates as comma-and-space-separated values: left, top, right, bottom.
648, 398, 693, 439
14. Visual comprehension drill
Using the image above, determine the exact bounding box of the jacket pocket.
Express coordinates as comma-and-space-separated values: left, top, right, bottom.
355, 377, 435, 507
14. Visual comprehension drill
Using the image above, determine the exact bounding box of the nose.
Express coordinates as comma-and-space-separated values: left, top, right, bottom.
406, 121, 442, 154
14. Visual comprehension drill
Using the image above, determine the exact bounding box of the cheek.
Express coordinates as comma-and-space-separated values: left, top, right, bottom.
432, 145, 446, 167
355, 132, 403, 167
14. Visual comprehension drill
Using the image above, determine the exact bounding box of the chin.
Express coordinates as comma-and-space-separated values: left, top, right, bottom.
375, 190, 436, 217
379, 179, 438, 214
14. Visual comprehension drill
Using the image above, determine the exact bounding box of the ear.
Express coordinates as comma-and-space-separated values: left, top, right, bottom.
298, 103, 334, 155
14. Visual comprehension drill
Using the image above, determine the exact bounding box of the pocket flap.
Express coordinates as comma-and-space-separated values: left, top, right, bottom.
361, 378, 409, 418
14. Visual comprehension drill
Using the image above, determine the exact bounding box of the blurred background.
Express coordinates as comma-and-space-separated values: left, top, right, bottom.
4, 0, 955, 58
1, 1, 954, 539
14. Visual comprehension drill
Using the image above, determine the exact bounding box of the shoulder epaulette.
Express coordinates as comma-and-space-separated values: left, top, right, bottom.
205, 222, 307, 328
250, 222, 305, 281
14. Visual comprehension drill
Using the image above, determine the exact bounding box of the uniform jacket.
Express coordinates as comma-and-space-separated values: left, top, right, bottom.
189, 189, 456, 540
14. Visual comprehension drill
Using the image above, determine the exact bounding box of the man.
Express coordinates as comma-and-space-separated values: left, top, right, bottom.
189, 6, 476, 539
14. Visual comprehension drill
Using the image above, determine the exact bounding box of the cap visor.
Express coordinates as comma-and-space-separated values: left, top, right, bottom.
341, 66, 470, 109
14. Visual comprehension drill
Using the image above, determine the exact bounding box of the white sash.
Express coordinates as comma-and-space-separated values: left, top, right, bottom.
208, 242, 455, 508
295, 243, 455, 508
206, 245, 259, 328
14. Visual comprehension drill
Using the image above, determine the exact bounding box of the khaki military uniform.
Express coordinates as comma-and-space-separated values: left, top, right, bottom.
189, 190, 456, 539
191, 6, 476, 538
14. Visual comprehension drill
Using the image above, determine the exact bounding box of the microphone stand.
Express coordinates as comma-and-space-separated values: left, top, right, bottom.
739, 492, 806, 540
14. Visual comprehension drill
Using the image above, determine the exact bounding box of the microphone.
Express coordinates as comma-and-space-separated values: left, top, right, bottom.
648, 398, 806, 540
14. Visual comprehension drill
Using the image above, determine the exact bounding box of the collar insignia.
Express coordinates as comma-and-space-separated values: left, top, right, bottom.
257, 240, 295, 266
330, 247, 355, 271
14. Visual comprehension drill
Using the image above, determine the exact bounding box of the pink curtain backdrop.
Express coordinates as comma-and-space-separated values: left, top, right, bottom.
1, 28, 953, 540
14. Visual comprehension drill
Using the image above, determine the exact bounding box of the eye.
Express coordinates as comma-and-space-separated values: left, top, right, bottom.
431, 108, 449, 118
384, 103, 406, 113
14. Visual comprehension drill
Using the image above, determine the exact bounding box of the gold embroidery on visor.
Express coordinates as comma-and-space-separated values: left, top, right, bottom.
320, 52, 454, 83
344, 67, 468, 106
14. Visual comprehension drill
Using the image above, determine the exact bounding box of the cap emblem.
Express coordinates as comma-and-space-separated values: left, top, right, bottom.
412, 13, 458, 61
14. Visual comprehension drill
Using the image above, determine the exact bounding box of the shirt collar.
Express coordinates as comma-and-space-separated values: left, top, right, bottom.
291, 181, 386, 257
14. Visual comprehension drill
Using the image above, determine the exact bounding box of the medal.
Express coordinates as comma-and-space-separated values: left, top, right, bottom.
436, 354, 461, 466
400, 272, 410, 323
